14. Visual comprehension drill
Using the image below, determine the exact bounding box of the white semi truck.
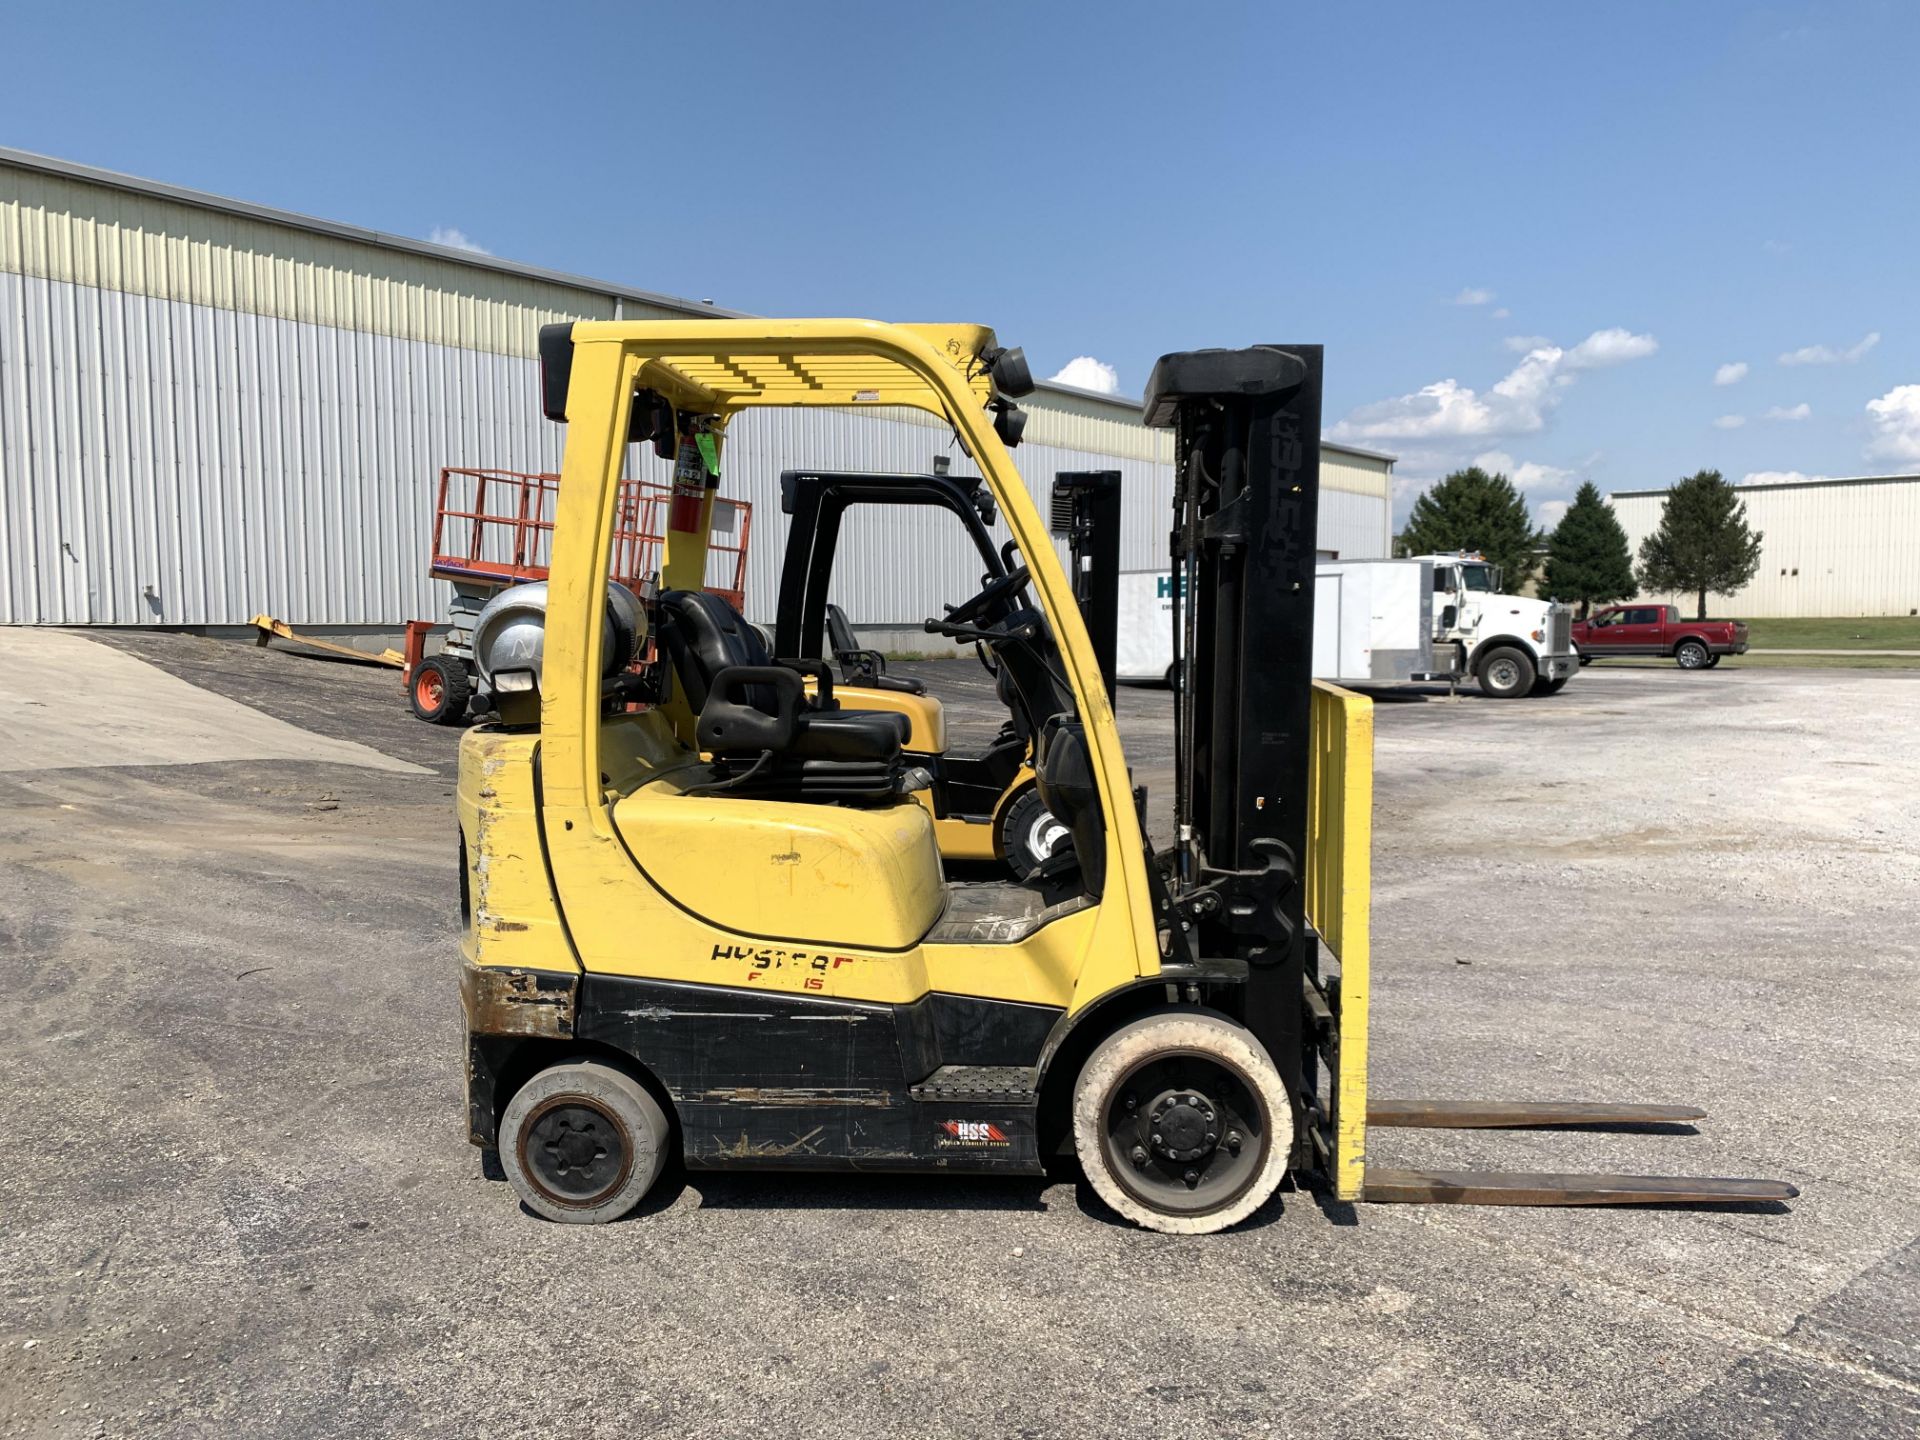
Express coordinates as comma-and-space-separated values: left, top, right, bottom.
1116, 552, 1575, 699
1410, 550, 1577, 698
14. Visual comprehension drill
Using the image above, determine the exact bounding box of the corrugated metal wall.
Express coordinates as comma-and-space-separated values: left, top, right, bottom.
2, 154, 1394, 628
1610, 478, 1920, 618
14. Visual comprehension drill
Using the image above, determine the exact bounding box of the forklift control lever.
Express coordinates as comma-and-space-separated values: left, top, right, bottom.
921, 617, 1036, 645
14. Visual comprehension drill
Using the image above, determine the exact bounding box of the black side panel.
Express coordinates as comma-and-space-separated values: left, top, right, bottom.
573, 976, 1044, 1173
918, 992, 1061, 1069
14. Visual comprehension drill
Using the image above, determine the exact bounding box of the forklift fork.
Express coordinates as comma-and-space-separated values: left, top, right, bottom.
1358, 1099, 1797, 1206
1305, 684, 1796, 1212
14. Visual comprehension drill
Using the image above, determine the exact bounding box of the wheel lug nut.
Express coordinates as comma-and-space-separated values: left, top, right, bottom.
1125, 1095, 1138, 1112
1130, 1146, 1147, 1167
1151, 1132, 1162, 1146
1183, 1169, 1199, 1186
1205, 1132, 1216, 1145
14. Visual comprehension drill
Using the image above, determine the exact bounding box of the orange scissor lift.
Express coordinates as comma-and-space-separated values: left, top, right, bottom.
405, 466, 753, 723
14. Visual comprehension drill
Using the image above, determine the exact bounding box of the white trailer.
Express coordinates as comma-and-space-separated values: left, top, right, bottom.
1312, 559, 1446, 684
1116, 562, 1450, 686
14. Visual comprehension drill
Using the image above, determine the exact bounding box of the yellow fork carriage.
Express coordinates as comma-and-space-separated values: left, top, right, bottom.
455, 320, 1794, 1230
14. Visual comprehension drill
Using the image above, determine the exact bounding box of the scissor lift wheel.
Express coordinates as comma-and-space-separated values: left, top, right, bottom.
1073, 1013, 1294, 1235
409, 655, 472, 725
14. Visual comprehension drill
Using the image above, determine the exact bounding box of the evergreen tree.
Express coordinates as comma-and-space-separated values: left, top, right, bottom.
1635, 469, 1764, 619
1542, 481, 1637, 618
1398, 466, 1542, 580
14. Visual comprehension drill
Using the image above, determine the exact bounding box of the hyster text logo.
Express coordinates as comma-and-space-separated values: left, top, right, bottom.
939, 1121, 1008, 1144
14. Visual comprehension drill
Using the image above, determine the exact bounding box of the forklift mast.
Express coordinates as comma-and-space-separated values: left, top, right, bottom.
1048, 471, 1123, 700
1142, 346, 1324, 1089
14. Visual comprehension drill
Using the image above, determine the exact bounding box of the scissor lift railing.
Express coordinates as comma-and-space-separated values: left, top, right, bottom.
430, 467, 752, 609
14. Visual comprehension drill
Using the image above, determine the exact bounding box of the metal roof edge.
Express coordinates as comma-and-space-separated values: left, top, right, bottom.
1610, 473, 1920, 499
1030, 380, 1396, 464
0, 143, 744, 320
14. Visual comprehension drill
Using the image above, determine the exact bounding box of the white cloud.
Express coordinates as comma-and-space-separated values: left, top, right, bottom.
1763, 402, 1811, 421
1472, 449, 1576, 492
1714, 414, 1747, 429
1779, 331, 1880, 366
1714, 361, 1749, 386
1451, 287, 1496, 306
428, 226, 489, 254
1535, 498, 1571, 529
1047, 356, 1120, 394
1329, 327, 1658, 444
1864, 384, 1920, 462
1563, 327, 1660, 370
1504, 334, 1552, 353
1491, 307, 1511, 319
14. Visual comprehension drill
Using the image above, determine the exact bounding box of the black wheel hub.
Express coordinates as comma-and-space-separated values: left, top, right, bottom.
1103, 1054, 1268, 1217
1148, 1090, 1218, 1163
521, 1099, 631, 1206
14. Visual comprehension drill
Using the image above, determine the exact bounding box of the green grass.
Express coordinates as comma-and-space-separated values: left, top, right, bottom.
1741, 615, 1920, 650
1720, 651, 1920, 670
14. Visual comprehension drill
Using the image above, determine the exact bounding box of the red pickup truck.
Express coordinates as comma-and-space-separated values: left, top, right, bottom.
1571, 605, 1750, 670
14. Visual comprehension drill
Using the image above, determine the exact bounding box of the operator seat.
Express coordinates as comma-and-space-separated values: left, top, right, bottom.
825, 603, 926, 695
656, 590, 912, 801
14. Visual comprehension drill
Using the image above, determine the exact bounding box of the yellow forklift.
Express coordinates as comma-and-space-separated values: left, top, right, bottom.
457, 318, 1794, 1232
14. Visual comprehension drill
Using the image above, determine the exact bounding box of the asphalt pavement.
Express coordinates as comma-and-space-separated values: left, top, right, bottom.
1, 633, 1915, 1438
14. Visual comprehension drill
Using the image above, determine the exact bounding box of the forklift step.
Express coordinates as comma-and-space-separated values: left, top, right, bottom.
1361, 1168, 1798, 1206
1367, 1099, 1707, 1131
910, 1066, 1037, 1103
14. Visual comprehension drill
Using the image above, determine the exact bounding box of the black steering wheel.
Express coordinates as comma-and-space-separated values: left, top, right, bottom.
944, 565, 1031, 626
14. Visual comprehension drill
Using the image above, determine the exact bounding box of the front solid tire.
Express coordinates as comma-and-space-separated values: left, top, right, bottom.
1475, 644, 1536, 699
499, 1060, 671, 1224
1072, 1013, 1294, 1235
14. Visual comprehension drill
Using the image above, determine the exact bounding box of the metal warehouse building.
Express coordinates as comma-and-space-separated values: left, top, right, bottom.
1, 147, 1395, 635
1610, 473, 1920, 618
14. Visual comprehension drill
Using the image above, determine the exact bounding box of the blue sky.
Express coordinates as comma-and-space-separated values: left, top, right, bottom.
6, 1, 1916, 526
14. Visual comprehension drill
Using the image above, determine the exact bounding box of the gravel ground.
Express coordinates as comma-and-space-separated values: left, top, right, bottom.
1, 634, 1915, 1439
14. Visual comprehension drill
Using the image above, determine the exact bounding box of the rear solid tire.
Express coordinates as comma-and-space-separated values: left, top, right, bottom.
1675, 639, 1710, 670
1475, 645, 1536, 699
1072, 1012, 1293, 1235
999, 787, 1069, 880
499, 1060, 671, 1224
409, 654, 472, 724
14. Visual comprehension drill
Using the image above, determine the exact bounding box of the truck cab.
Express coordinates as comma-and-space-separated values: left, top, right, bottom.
1414, 551, 1577, 699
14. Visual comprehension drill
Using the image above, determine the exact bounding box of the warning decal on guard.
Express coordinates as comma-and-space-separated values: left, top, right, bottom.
935, 1121, 1011, 1149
